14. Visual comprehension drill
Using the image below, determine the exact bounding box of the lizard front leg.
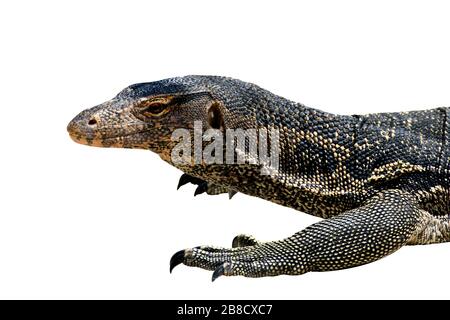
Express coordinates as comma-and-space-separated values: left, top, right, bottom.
170, 189, 424, 280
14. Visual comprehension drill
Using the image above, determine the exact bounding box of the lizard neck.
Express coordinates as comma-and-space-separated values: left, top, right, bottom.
256, 94, 354, 178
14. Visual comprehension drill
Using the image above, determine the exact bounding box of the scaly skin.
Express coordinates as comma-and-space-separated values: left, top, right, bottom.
68, 76, 450, 280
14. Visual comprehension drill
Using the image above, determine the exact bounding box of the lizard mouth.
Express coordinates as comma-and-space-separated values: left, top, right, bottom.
68, 130, 150, 148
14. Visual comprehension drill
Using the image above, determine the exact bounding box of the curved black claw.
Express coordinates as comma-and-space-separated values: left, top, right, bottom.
212, 263, 226, 282
228, 190, 238, 199
177, 174, 205, 190
177, 174, 190, 190
194, 182, 208, 196
212, 262, 233, 282
169, 249, 185, 273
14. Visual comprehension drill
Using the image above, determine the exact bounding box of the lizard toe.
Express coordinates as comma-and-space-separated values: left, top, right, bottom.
194, 182, 208, 196
177, 173, 204, 190
232, 234, 261, 248
211, 262, 232, 282
169, 249, 186, 273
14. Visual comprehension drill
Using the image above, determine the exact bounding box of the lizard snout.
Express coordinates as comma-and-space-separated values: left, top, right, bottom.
67, 109, 99, 145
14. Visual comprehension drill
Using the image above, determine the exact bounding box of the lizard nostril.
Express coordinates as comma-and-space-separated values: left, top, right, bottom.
87, 118, 97, 126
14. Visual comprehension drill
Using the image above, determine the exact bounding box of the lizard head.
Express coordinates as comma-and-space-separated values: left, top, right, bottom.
67, 76, 261, 165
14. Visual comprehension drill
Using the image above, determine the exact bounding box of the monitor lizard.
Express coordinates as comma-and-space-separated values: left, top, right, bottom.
67, 76, 450, 281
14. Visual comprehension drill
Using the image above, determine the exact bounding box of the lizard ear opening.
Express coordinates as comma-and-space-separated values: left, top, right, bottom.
207, 102, 224, 130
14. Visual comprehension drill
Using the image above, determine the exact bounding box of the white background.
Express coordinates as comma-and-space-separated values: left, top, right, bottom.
0, 0, 449, 299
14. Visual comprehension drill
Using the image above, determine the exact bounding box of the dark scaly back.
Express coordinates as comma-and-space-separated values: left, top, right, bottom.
354, 108, 450, 216
254, 92, 450, 218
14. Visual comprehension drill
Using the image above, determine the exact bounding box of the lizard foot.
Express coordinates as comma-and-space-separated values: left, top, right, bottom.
177, 173, 205, 193
169, 243, 300, 281
176, 173, 237, 198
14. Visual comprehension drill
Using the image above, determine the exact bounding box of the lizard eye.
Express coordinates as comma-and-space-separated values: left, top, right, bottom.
137, 97, 172, 117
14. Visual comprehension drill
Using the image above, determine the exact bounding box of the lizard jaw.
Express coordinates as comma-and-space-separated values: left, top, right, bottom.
68, 132, 121, 148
